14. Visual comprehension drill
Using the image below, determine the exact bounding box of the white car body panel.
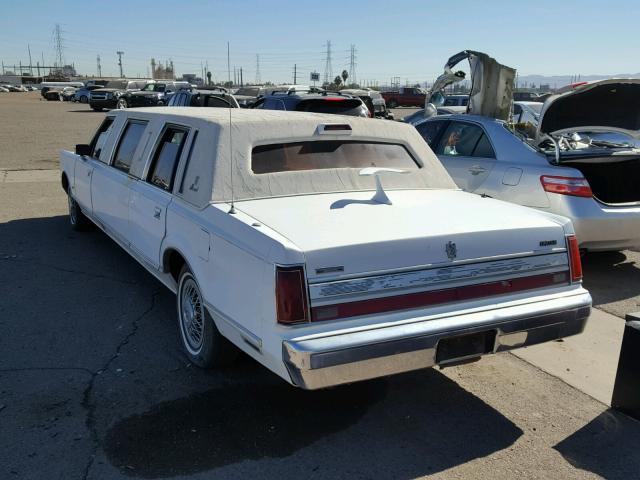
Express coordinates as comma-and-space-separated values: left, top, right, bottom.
60, 108, 591, 389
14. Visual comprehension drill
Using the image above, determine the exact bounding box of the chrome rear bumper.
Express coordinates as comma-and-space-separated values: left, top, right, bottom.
283, 291, 591, 389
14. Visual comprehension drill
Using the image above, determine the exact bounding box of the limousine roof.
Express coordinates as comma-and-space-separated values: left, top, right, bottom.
111, 108, 456, 204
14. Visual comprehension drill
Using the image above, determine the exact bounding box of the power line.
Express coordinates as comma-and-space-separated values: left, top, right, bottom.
348, 44, 357, 85
52, 24, 65, 68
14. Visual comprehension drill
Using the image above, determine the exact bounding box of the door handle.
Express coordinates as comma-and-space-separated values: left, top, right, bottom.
153, 207, 162, 219
87, 170, 92, 177
468, 165, 487, 175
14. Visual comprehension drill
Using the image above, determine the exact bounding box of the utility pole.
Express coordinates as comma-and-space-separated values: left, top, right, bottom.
116, 51, 124, 78
227, 42, 231, 85
323, 40, 333, 85
293, 64, 297, 84
28, 44, 33, 75
240, 67, 243, 86
255, 54, 261, 84
97, 55, 102, 77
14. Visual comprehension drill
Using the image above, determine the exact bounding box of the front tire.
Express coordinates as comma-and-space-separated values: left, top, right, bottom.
117, 98, 128, 109
177, 266, 238, 368
68, 195, 90, 231
387, 99, 398, 108
80, 95, 88, 103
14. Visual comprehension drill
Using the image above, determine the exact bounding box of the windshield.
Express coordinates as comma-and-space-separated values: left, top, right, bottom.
252, 141, 420, 174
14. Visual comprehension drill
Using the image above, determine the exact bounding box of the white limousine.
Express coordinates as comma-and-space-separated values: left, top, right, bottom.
60, 108, 591, 389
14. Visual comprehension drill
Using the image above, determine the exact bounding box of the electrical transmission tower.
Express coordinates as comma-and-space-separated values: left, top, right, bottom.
116, 51, 124, 78
323, 41, 333, 85
97, 55, 102, 77
348, 44, 357, 85
52, 24, 65, 68
255, 54, 261, 84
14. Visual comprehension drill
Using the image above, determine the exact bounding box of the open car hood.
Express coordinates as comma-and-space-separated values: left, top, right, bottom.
428, 50, 516, 121
536, 78, 640, 143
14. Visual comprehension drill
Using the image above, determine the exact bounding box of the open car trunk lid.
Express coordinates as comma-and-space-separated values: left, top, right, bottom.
236, 190, 569, 281
427, 50, 516, 121
536, 79, 640, 205
536, 79, 640, 143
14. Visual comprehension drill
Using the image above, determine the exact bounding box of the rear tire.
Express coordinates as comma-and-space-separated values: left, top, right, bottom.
68, 195, 90, 231
387, 99, 398, 108
177, 265, 238, 368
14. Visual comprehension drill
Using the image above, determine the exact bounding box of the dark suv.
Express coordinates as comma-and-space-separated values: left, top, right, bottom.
115, 81, 191, 109
251, 91, 369, 117
168, 89, 239, 108
89, 79, 148, 111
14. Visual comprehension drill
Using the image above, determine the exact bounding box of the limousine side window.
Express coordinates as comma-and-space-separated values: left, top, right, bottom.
112, 121, 148, 174
89, 116, 114, 163
147, 126, 188, 191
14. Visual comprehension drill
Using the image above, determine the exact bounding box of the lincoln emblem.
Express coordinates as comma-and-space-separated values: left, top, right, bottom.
446, 241, 457, 260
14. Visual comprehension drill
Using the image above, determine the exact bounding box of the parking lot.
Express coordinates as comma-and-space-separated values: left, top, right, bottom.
2, 92, 640, 479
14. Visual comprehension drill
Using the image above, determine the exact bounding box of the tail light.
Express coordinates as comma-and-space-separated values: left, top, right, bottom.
566, 235, 583, 282
540, 175, 592, 198
276, 266, 309, 324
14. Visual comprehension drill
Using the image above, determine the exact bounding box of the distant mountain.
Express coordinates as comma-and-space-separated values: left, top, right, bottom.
515, 73, 640, 90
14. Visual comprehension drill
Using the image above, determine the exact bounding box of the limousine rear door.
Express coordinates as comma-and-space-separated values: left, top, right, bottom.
129, 126, 189, 268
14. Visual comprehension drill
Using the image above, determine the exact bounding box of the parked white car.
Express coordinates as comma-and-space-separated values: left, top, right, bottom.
60, 108, 591, 389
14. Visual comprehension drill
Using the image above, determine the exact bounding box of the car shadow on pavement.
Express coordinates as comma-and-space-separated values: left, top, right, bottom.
554, 409, 640, 479
582, 251, 640, 307
102, 366, 524, 479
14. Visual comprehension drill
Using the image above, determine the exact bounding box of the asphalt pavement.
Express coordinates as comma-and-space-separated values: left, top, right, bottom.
1, 95, 640, 480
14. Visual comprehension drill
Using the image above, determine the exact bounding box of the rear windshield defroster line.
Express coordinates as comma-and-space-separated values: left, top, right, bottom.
251, 140, 420, 174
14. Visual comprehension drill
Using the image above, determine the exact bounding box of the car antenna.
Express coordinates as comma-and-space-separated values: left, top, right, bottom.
228, 106, 237, 214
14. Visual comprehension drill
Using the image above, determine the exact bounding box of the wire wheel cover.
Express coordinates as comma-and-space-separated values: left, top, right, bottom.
180, 277, 205, 352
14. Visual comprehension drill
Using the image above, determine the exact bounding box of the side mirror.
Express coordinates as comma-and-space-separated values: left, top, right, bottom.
75, 144, 92, 156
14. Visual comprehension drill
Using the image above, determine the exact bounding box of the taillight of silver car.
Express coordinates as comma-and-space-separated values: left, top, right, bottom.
540, 175, 593, 198
566, 234, 583, 282
275, 266, 310, 325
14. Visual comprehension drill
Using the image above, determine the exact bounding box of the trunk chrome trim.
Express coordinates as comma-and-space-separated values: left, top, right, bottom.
309, 253, 568, 304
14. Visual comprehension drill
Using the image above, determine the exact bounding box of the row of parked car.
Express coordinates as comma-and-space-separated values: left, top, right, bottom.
0, 84, 39, 92
80, 79, 398, 120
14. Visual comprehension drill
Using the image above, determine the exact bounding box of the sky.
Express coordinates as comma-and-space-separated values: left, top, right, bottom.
1, 0, 639, 85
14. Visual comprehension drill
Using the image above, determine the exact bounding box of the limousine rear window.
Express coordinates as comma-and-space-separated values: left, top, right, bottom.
251, 141, 420, 174
148, 127, 188, 191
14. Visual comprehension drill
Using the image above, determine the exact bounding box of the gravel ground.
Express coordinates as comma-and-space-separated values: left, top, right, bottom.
1, 93, 640, 480
0, 91, 103, 171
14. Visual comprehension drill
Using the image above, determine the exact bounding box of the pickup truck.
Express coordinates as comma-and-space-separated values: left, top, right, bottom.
60, 108, 591, 389
381, 87, 427, 108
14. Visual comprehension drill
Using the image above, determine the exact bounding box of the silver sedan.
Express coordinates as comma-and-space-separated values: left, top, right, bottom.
411, 113, 640, 252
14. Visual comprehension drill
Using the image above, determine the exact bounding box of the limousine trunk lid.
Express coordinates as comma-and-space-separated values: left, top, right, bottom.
235, 189, 569, 281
